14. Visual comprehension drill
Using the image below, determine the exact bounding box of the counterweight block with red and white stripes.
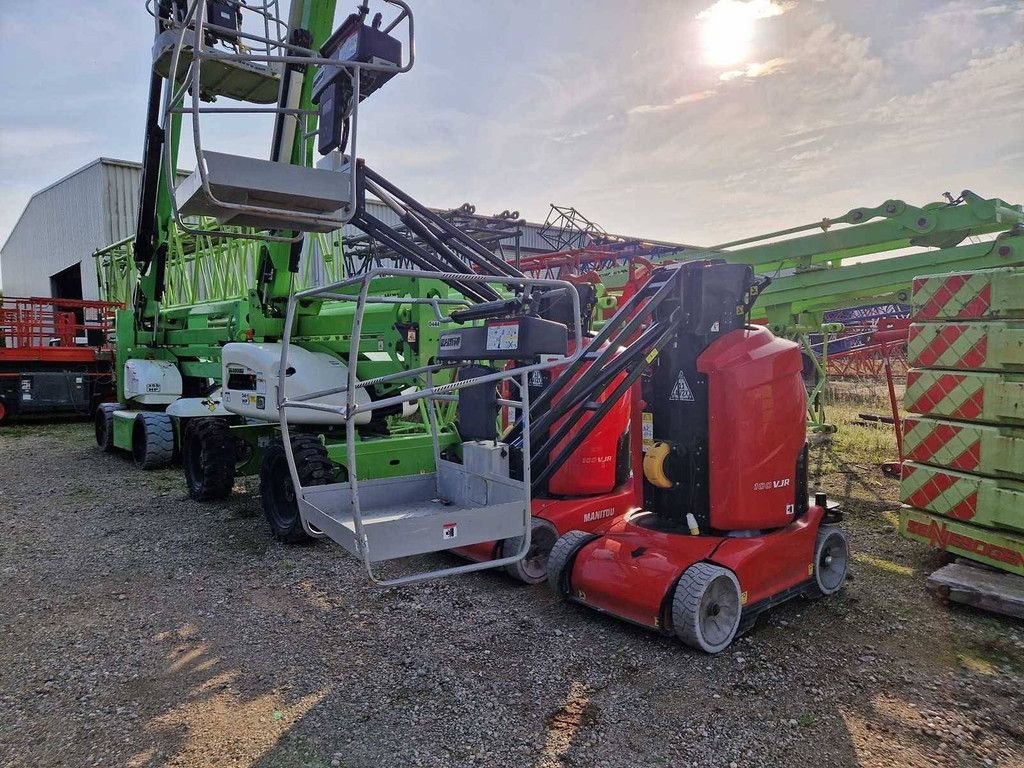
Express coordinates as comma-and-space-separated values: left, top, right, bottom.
904, 369, 1024, 424
900, 507, 1024, 577
911, 267, 1024, 322
902, 417, 1024, 480
900, 462, 1024, 535
907, 322, 1024, 372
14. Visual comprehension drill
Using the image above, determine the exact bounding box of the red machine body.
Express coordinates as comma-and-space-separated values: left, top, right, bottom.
542, 261, 848, 652
568, 506, 823, 630
700, 326, 806, 530
546, 367, 630, 496
560, 326, 830, 640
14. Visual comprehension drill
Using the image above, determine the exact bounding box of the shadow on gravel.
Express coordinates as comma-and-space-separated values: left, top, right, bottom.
3, 423, 1022, 768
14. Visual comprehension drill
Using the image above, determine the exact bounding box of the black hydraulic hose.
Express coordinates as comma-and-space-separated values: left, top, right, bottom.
525, 320, 666, 450
363, 177, 479, 278
505, 272, 678, 444
530, 317, 674, 447
362, 166, 525, 280
529, 312, 682, 492
396, 208, 496, 283
503, 288, 649, 444
527, 314, 677, 464
133, 71, 166, 276
531, 336, 655, 493
351, 211, 495, 303
363, 176, 508, 283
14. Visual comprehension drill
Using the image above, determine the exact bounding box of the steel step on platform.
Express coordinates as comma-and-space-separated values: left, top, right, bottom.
297, 463, 528, 562
153, 28, 281, 104
175, 151, 351, 232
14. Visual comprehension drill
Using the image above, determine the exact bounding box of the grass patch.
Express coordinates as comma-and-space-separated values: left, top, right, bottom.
955, 639, 1024, 675
798, 712, 817, 728
956, 651, 999, 675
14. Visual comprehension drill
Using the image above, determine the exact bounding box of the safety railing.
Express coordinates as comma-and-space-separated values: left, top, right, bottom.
277, 268, 583, 586
0, 297, 119, 353
159, 0, 415, 241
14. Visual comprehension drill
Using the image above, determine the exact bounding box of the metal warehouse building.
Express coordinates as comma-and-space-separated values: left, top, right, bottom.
1, 158, 144, 301
1, 157, 562, 302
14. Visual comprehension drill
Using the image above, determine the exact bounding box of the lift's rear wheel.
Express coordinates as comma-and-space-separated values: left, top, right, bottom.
809, 526, 849, 597
260, 435, 335, 544
502, 518, 559, 584
132, 412, 175, 469
672, 563, 742, 654
546, 530, 596, 598
182, 418, 236, 501
95, 403, 119, 451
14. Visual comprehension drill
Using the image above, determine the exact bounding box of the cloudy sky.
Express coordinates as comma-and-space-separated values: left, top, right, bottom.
1, 0, 1022, 265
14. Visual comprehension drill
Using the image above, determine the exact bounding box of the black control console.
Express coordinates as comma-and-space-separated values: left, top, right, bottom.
437, 316, 568, 362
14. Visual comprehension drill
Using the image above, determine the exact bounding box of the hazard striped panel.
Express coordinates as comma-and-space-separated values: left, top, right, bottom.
900, 507, 1024, 576
902, 417, 1024, 480
904, 369, 1024, 424
900, 462, 1024, 534
912, 267, 1024, 321
907, 322, 1024, 372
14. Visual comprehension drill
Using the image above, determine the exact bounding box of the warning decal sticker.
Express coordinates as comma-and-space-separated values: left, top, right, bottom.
669, 371, 695, 402
641, 412, 654, 452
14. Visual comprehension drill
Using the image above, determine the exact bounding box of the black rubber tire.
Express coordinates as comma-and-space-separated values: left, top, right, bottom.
502, 518, 560, 585
546, 530, 597, 598
95, 403, 119, 452
808, 525, 850, 598
260, 435, 335, 544
182, 418, 236, 501
131, 412, 175, 469
672, 562, 742, 654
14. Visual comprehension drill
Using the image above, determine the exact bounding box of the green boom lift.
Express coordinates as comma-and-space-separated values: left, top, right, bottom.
95, 0, 530, 542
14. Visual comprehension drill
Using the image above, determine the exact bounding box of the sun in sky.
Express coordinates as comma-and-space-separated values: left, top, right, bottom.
696, 0, 790, 67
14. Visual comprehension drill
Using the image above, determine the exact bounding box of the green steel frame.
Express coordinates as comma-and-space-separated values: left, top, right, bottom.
596, 190, 1024, 430
100, 1, 463, 488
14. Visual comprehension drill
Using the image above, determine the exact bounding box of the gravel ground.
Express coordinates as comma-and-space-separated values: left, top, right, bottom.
1, 419, 1023, 768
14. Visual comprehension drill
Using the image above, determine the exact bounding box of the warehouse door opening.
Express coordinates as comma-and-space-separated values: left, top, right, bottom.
50, 263, 84, 301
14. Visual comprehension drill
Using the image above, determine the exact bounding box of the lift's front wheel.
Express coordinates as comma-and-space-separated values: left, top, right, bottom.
808, 526, 849, 598
502, 518, 559, 584
546, 530, 597, 598
132, 412, 175, 469
182, 418, 236, 501
260, 435, 336, 544
672, 563, 742, 654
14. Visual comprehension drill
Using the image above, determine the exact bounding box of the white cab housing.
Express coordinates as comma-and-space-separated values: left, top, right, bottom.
124, 359, 183, 405
221, 342, 372, 426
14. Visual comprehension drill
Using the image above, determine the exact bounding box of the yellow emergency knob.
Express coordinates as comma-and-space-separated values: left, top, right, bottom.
643, 441, 675, 489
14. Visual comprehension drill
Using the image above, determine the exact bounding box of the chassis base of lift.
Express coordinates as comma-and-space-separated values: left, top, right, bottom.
451, 484, 642, 583
547, 504, 849, 653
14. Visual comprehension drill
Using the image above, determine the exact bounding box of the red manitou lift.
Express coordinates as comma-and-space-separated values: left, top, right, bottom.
0, 297, 117, 424
525, 260, 850, 653
450, 281, 643, 583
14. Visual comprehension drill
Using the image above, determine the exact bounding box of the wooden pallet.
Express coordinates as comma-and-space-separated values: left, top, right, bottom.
926, 560, 1024, 619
